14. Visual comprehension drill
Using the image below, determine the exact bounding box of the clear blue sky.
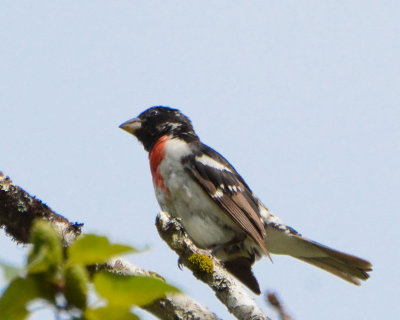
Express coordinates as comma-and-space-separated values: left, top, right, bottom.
1, 2, 399, 319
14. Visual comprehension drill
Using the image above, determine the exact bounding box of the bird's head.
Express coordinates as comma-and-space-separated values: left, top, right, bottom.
119, 106, 196, 151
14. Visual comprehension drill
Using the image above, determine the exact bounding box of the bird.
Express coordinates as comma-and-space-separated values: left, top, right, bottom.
119, 106, 372, 294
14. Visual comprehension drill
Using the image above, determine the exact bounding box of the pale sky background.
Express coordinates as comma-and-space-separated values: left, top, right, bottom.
1, 1, 399, 319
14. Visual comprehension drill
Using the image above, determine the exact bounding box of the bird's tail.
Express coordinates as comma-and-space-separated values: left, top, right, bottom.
265, 224, 372, 285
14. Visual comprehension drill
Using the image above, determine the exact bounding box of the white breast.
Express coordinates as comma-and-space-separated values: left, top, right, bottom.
155, 138, 240, 249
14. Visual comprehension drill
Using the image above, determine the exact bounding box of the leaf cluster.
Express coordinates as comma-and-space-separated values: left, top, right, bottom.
0, 220, 179, 319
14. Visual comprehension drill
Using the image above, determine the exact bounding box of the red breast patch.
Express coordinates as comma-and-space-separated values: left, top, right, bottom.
149, 135, 170, 194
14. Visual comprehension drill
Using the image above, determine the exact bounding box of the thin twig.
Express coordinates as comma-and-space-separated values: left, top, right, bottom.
266, 292, 292, 320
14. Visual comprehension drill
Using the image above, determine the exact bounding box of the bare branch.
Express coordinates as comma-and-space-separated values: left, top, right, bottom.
156, 211, 271, 320
0, 171, 219, 320
0, 172, 82, 246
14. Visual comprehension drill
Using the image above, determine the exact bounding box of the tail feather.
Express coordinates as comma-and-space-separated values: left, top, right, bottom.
297, 256, 369, 285
266, 225, 372, 285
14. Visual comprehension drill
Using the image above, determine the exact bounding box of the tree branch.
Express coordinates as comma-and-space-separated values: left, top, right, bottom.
0, 172, 82, 246
156, 211, 271, 320
0, 171, 219, 320
105, 258, 220, 320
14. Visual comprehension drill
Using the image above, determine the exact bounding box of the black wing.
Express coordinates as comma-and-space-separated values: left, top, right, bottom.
182, 142, 270, 258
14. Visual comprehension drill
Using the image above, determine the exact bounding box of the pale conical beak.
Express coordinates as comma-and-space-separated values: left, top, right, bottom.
119, 118, 142, 135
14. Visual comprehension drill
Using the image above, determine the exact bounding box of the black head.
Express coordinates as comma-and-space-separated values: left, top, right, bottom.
119, 106, 197, 151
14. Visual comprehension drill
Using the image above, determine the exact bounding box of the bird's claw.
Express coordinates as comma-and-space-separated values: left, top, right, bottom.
178, 257, 184, 270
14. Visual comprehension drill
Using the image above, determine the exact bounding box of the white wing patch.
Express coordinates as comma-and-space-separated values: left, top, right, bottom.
227, 185, 242, 193
211, 188, 224, 198
195, 154, 232, 172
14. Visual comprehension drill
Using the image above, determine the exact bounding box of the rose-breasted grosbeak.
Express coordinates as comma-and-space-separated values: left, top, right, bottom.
120, 106, 372, 294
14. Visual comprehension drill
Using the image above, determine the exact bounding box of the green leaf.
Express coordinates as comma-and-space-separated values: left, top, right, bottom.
0, 260, 22, 282
0, 274, 58, 319
94, 272, 180, 307
27, 220, 63, 274
64, 264, 89, 310
30, 273, 58, 303
85, 307, 139, 320
27, 246, 52, 273
0, 276, 39, 320
67, 234, 135, 266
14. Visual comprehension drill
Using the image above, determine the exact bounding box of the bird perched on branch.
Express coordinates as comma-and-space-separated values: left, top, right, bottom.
120, 106, 372, 294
